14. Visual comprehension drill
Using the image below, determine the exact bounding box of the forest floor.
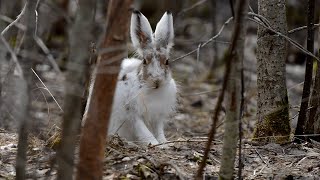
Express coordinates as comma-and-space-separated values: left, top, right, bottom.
1, 33, 320, 179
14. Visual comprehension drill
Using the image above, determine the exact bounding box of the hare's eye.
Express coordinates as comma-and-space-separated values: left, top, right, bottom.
165, 59, 169, 65
143, 59, 147, 65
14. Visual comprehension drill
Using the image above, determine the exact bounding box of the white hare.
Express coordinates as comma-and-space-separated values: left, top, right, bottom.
107, 11, 177, 145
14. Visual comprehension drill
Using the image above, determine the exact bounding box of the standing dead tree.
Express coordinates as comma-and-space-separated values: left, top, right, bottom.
219, 0, 248, 179
15, 0, 37, 179
56, 0, 96, 179
196, 0, 247, 178
296, 0, 315, 140
76, 0, 132, 179
253, 0, 291, 144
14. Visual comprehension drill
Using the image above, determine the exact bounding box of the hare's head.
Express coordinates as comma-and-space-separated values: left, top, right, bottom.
130, 11, 174, 89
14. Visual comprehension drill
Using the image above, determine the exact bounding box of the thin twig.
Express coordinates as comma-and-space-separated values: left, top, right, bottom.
150, 139, 220, 148
0, 8, 61, 73
288, 23, 320, 34
31, 68, 63, 112
173, 12, 319, 63
180, 89, 221, 97
0, 36, 23, 77
172, 16, 234, 62
247, 14, 319, 61
1, 2, 27, 36
34, 37, 61, 73
177, 0, 207, 16
0, 15, 26, 30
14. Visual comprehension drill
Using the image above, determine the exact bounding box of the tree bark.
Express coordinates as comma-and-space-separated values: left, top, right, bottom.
15, 0, 37, 179
307, 13, 320, 141
56, 0, 95, 179
253, 0, 291, 144
295, 0, 315, 140
76, 0, 132, 179
219, 0, 248, 179
300, 0, 315, 138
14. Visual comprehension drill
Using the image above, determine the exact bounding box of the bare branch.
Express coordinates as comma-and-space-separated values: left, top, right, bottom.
0, 15, 26, 30
173, 12, 320, 63
34, 37, 62, 73
288, 23, 320, 34
0, 36, 23, 77
177, 0, 207, 16
172, 16, 234, 62
1, 2, 27, 36
247, 12, 319, 61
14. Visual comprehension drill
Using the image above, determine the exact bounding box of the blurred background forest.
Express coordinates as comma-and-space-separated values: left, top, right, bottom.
1, 0, 320, 179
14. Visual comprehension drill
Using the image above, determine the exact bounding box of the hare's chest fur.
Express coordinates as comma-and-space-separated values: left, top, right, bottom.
108, 58, 177, 144
136, 79, 177, 119
111, 58, 177, 120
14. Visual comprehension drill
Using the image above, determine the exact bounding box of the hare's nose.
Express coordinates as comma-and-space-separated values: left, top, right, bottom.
154, 80, 160, 89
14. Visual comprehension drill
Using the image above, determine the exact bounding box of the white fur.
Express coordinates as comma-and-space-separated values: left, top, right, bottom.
130, 11, 153, 55
108, 58, 177, 145
154, 11, 174, 51
107, 11, 177, 145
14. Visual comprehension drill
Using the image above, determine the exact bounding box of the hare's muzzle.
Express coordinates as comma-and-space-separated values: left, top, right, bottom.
153, 79, 160, 89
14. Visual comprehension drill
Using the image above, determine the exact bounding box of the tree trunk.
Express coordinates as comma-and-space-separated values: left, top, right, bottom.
301, 0, 315, 138
15, 0, 37, 179
219, 0, 248, 179
295, 0, 315, 140
76, 0, 132, 179
307, 15, 320, 141
56, 0, 96, 179
253, 0, 291, 144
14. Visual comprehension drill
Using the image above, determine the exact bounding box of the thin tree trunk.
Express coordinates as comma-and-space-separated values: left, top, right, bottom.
308, 15, 320, 141
56, 0, 96, 179
15, 0, 37, 179
76, 0, 132, 179
300, 0, 315, 139
253, 0, 291, 144
295, 0, 315, 140
219, 0, 248, 179
196, 0, 248, 178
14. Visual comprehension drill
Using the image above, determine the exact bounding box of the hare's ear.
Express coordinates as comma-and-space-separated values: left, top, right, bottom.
130, 10, 153, 52
154, 11, 174, 51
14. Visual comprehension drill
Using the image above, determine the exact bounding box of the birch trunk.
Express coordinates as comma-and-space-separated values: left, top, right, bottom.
253, 0, 291, 144
218, 0, 248, 179
56, 0, 95, 179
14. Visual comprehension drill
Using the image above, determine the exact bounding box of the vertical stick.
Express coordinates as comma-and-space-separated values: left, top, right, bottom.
195, 0, 247, 178
295, 0, 315, 140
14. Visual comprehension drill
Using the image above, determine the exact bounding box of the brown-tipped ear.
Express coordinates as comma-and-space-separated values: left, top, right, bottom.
130, 11, 153, 50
